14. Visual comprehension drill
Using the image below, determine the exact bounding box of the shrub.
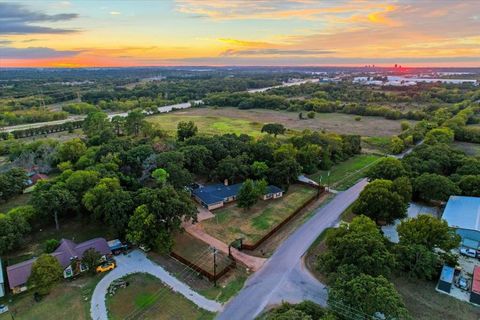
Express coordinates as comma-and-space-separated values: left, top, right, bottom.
44, 239, 59, 253
307, 111, 315, 119
355, 116, 362, 121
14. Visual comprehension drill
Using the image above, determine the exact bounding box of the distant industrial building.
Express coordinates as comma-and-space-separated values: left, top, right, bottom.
442, 196, 480, 249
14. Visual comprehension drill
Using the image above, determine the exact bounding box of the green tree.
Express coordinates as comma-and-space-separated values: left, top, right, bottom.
366, 158, 406, 181
83, 111, 112, 140
44, 239, 59, 253
317, 216, 396, 277
297, 144, 322, 174
268, 158, 302, 189
261, 123, 286, 137
132, 187, 197, 251
397, 214, 460, 251
251, 161, 269, 178
424, 127, 455, 145
329, 272, 409, 320
125, 110, 146, 136
458, 175, 480, 197
400, 121, 410, 131
392, 176, 413, 203
0, 211, 31, 254
177, 120, 198, 141
64, 170, 100, 198
81, 248, 102, 274
152, 168, 169, 186
31, 181, 77, 230
111, 115, 126, 136
395, 243, 439, 280
352, 179, 407, 224
237, 179, 258, 210
28, 254, 63, 295
414, 173, 460, 202
82, 177, 134, 233
389, 136, 405, 154
127, 204, 161, 250
56, 138, 87, 163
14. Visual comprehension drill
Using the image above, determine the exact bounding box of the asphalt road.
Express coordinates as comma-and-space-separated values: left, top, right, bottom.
217, 178, 368, 320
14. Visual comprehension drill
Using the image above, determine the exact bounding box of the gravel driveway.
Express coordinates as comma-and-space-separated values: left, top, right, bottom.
90, 250, 223, 320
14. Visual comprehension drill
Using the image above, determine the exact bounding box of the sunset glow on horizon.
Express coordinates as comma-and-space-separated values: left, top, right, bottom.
1, 0, 479, 68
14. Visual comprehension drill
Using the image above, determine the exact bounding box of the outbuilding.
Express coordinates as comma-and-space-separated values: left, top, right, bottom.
437, 265, 454, 293
442, 196, 480, 249
470, 266, 480, 305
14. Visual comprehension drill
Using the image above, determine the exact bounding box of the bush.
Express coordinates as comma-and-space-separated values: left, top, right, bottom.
307, 111, 315, 119
355, 116, 361, 121
44, 239, 60, 253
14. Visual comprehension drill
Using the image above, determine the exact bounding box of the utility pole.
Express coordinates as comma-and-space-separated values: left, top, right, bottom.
212, 246, 218, 287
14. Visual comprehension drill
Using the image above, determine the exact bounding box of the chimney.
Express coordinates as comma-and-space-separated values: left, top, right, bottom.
224, 179, 229, 186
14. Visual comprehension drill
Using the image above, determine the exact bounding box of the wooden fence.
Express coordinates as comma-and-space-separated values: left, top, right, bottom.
240, 184, 325, 251
170, 251, 236, 282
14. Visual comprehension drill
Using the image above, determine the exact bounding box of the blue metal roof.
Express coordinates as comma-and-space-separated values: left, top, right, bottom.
442, 196, 480, 231
266, 185, 284, 194
193, 183, 284, 205
192, 183, 243, 205
440, 265, 455, 283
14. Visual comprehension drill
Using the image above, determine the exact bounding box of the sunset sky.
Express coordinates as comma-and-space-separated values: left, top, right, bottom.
1, 0, 479, 68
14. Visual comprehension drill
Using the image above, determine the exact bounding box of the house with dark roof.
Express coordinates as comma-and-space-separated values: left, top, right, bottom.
6, 238, 110, 294
192, 182, 284, 210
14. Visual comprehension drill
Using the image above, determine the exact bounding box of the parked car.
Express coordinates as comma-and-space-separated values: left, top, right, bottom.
460, 247, 477, 258
0, 305, 9, 315
458, 276, 470, 291
96, 261, 116, 273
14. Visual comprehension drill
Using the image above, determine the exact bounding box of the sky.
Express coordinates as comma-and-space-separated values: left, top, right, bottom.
0, 0, 479, 68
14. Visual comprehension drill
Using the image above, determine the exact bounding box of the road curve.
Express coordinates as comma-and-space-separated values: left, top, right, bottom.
217, 179, 368, 320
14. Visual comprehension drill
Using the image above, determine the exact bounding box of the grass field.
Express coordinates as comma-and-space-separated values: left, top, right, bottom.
310, 154, 383, 191
201, 184, 316, 245
392, 276, 480, 320
0, 193, 31, 213
0, 274, 103, 320
172, 232, 232, 275
147, 107, 413, 138
452, 141, 480, 157
106, 273, 215, 320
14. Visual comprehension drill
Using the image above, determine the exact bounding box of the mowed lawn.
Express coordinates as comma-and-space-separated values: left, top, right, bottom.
0, 274, 103, 320
106, 273, 214, 320
147, 107, 414, 138
172, 232, 232, 275
310, 154, 383, 191
201, 184, 317, 245
147, 112, 265, 137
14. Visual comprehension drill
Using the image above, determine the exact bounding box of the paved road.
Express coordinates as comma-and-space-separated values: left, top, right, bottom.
2, 79, 317, 133
217, 178, 368, 320
90, 250, 222, 320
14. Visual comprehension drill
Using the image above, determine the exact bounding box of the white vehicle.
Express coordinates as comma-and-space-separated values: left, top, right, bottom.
460, 247, 477, 258
0, 305, 9, 315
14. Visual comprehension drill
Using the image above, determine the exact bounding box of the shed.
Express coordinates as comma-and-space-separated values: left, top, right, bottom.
437, 265, 454, 293
442, 196, 480, 246
471, 266, 480, 305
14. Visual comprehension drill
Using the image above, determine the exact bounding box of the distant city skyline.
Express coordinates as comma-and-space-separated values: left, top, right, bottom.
1, 0, 479, 68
